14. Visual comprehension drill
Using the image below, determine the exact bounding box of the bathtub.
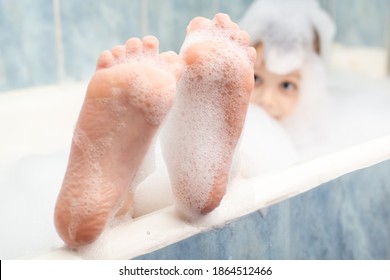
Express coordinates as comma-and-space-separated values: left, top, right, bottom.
1, 73, 390, 260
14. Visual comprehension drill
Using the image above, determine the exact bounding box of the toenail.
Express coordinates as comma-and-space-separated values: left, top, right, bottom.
187, 17, 210, 33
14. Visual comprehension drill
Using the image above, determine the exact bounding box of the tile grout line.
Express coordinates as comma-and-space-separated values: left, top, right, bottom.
53, 0, 65, 83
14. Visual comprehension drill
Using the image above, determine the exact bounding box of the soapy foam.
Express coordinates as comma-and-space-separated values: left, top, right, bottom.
110, 51, 178, 126
0, 152, 66, 259
1, 12, 390, 257
130, 137, 156, 189
58, 99, 128, 239
284, 71, 390, 160
161, 16, 254, 219
240, 104, 298, 177
55, 41, 182, 246
133, 138, 173, 217
123, 68, 175, 126
1, 74, 390, 258
239, 0, 335, 74
281, 53, 328, 157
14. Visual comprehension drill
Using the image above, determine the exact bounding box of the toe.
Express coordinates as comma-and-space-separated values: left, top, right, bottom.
187, 16, 212, 33
238, 30, 250, 46
125, 37, 143, 55
245, 67, 255, 93
248, 46, 257, 64
230, 22, 240, 31
183, 42, 213, 65
214, 13, 231, 28
142, 35, 159, 55
111, 45, 126, 60
96, 50, 114, 70
160, 51, 183, 81
160, 51, 179, 64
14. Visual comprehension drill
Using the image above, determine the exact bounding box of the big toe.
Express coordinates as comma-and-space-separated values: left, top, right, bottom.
96, 50, 114, 70
183, 41, 214, 65
187, 16, 212, 34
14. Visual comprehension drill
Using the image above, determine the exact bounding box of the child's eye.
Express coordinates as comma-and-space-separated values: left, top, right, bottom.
280, 81, 296, 91
254, 74, 263, 85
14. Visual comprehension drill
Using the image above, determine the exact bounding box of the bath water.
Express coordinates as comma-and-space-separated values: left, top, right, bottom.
1, 73, 390, 259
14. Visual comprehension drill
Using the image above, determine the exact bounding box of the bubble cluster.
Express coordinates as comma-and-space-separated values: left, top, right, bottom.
161, 15, 254, 218
239, 104, 298, 178
127, 68, 175, 125
54, 46, 181, 246
239, 0, 335, 74
56, 153, 118, 245
110, 58, 177, 126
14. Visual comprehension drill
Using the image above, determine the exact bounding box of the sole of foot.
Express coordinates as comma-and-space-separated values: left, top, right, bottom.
162, 13, 256, 219
54, 36, 182, 247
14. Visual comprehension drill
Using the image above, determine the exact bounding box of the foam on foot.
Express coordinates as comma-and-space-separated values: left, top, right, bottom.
162, 14, 255, 219
54, 36, 181, 247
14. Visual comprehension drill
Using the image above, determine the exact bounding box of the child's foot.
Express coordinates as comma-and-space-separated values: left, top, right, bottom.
162, 14, 255, 219
54, 36, 181, 247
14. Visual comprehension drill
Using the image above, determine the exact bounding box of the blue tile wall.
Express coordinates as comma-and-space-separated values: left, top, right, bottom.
217, 0, 255, 22
136, 159, 390, 259
0, 0, 389, 92
60, 0, 143, 81
331, 0, 390, 48
145, 0, 254, 53
0, 0, 57, 91
146, 0, 219, 53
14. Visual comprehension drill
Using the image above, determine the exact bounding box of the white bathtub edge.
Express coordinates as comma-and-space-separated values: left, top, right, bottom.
32, 133, 390, 260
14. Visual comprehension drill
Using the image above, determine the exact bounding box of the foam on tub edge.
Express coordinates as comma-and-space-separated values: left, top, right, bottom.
32, 133, 390, 260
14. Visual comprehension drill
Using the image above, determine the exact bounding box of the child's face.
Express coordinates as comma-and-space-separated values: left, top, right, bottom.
251, 44, 301, 121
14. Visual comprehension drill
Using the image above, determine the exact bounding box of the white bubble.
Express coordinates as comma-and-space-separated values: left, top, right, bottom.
161, 17, 253, 218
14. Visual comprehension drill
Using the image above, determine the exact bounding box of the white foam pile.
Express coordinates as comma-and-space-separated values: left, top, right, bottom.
284, 73, 390, 160
0, 152, 67, 259
1, 72, 390, 259
239, 0, 335, 74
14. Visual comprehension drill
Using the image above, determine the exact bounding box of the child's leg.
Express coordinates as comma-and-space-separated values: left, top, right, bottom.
54, 36, 181, 247
162, 14, 255, 219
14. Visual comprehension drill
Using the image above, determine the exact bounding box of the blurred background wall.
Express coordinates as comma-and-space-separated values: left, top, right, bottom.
0, 0, 389, 93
